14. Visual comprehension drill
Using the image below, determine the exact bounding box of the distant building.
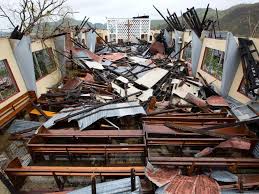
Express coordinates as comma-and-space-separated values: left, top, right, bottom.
107, 17, 151, 43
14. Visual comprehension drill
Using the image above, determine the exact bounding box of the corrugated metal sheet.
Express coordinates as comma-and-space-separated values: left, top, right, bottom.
145, 162, 181, 187
206, 171, 238, 183
7, 119, 41, 134
164, 175, 220, 194
44, 102, 145, 130
195, 138, 251, 157
227, 98, 257, 121
252, 142, 259, 158
135, 68, 168, 88
68, 177, 141, 194
43, 106, 91, 128
69, 101, 146, 130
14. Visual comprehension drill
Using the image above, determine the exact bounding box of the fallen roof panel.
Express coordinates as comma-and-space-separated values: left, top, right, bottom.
43, 102, 146, 130
71, 101, 146, 130
135, 68, 168, 88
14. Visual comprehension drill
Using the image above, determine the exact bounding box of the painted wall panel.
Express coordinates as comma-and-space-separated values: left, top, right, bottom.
0, 38, 27, 109
31, 39, 62, 97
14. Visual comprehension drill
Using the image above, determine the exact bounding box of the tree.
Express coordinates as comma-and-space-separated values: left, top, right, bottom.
0, 0, 73, 39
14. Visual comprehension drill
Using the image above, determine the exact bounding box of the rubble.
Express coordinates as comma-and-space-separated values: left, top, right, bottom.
0, 3, 258, 194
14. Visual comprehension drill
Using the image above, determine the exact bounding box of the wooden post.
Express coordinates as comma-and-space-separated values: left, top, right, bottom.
91, 176, 96, 194
130, 168, 136, 192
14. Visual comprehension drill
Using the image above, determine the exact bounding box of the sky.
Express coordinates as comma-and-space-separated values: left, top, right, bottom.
64, 0, 259, 23
0, 0, 259, 30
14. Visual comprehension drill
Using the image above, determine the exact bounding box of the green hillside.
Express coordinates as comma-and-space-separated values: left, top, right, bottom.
151, 3, 259, 37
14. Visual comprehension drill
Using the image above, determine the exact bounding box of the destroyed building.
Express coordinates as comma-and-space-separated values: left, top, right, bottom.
0, 3, 258, 194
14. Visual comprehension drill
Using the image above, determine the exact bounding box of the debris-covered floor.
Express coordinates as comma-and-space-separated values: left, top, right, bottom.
0, 3, 259, 194
1, 38, 258, 194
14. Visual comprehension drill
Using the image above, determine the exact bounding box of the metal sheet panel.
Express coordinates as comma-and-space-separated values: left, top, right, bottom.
221, 32, 240, 97
82, 60, 104, 70
164, 175, 220, 194
68, 177, 141, 194
135, 68, 168, 88
7, 119, 41, 134
12, 36, 37, 91
145, 162, 181, 187
69, 101, 146, 130
191, 31, 202, 76
43, 111, 71, 128
207, 96, 229, 107
44, 102, 146, 129
206, 171, 238, 183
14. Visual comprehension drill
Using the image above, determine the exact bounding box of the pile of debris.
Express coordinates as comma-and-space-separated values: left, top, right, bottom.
2, 18, 259, 194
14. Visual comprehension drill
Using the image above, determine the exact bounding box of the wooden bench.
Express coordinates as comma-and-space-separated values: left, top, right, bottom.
5, 157, 145, 189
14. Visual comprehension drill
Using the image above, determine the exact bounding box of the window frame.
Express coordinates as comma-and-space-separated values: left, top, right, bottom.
0, 59, 20, 103
237, 77, 254, 99
32, 47, 57, 81
201, 47, 225, 81
182, 42, 192, 61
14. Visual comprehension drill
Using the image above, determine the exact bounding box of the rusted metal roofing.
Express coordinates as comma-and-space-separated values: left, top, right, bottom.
100, 52, 126, 61
62, 77, 83, 90
207, 96, 229, 107
216, 137, 251, 150
195, 137, 251, 157
84, 73, 95, 83
185, 93, 207, 107
145, 162, 181, 187
164, 175, 220, 194
144, 124, 176, 134
149, 41, 165, 55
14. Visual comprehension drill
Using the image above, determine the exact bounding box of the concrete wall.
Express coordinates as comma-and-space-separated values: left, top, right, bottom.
31, 39, 62, 97
0, 38, 27, 109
